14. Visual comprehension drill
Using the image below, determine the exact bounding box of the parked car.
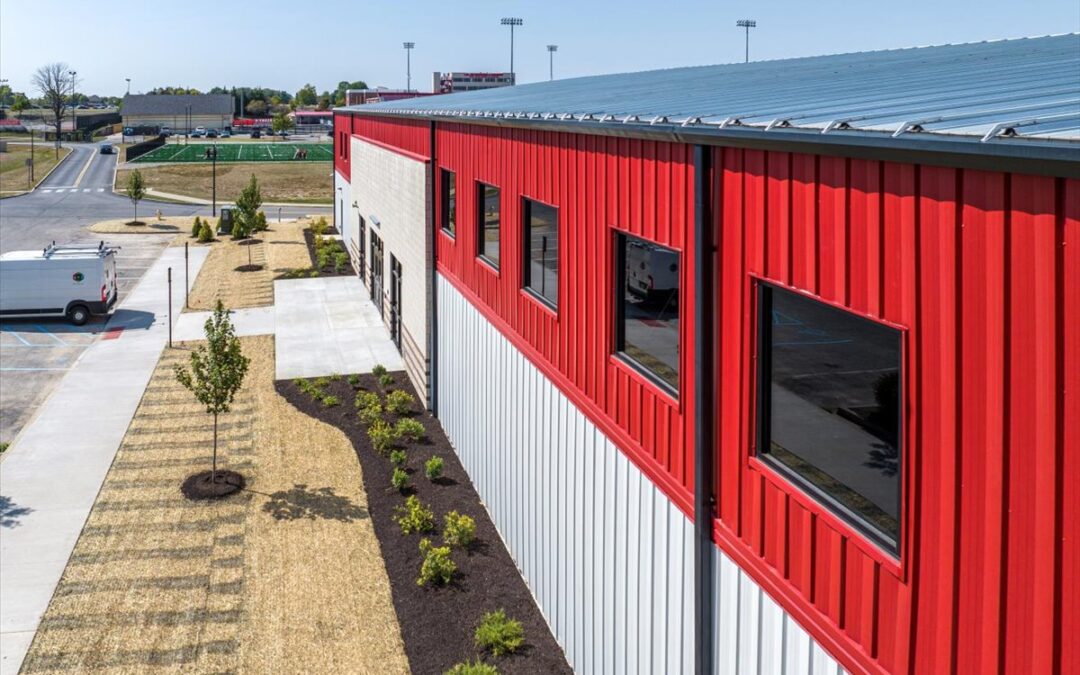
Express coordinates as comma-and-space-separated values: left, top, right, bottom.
206, 129, 218, 138
123, 127, 134, 136
0, 242, 119, 325
219, 129, 232, 138
190, 129, 206, 138
98, 143, 114, 155
250, 129, 261, 139
160, 126, 172, 137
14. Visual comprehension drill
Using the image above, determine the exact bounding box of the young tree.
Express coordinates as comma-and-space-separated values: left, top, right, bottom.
174, 300, 250, 483
233, 174, 262, 238
125, 170, 146, 224
271, 112, 294, 139
32, 62, 71, 152
10, 93, 29, 118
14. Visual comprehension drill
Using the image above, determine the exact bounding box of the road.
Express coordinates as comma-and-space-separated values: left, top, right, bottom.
0, 142, 329, 254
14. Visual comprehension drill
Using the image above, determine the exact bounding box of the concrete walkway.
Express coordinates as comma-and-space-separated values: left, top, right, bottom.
0, 245, 210, 675
174, 305, 276, 342
274, 277, 403, 379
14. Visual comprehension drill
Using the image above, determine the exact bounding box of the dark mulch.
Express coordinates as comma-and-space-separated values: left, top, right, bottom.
180, 469, 245, 500
303, 228, 352, 277
277, 373, 571, 675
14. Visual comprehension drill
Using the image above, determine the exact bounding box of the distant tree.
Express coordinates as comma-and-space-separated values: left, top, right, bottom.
271, 112, 294, 138
316, 94, 331, 111
0, 84, 11, 106
245, 100, 267, 117
334, 80, 368, 106
32, 62, 71, 151
10, 93, 29, 118
233, 174, 262, 238
174, 300, 250, 483
125, 170, 146, 224
294, 83, 318, 107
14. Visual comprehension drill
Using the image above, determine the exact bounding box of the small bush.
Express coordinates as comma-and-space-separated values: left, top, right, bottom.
474, 609, 524, 656
385, 389, 415, 415
394, 495, 434, 534
417, 538, 456, 586
197, 222, 213, 243
391, 467, 409, 491
314, 376, 331, 388
378, 373, 395, 388
191, 216, 203, 237
329, 372, 342, 382
390, 448, 408, 468
309, 269, 320, 278
368, 419, 397, 453
372, 364, 387, 377
347, 374, 361, 388
333, 250, 350, 274
296, 379, 322, 398
355, 391, 380, 409
359, 403, 383, 427
311, 216, 329, 236
252, 210, 268, 232
424, 456, 444, 481
317, 247, 332, 270
322, 394, 340, 407
395, 418, 425, 442
443, 511, 476, 549
444, 660, 498, 675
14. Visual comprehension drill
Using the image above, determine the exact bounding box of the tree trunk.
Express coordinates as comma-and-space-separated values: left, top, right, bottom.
212, 411, 218, 482
134, 201, 137, 225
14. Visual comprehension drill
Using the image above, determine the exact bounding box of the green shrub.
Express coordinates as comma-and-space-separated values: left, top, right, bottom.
391, 467, 409, 491
191, 216, 203, 238
424, 456, 444, 481
395, 418, 425, 442
394, 495, 434, 534
444, 660, 498, 675
197, 222, 213, 243
311, 216, 329, 236
296, 378, 321, 398
359, 403, 383, 427
252, 210, 268, 232
309, 269, 320, 278
317, 247, 332, 270
417, 538, 456, 586
443, 511, 476, 548
385, 389, 415, 415
368, 419, 397, 453
474, 609, 524, 656
347, 374, 361, 388
372, 364, 387, 377
329, 372, 342, 382
390, 448, 408, 468
333, 250, 350, 274
322, 394, 340, 407
378, 373, 395, 388
355, 391, 380, 409
314, 376, 331, 388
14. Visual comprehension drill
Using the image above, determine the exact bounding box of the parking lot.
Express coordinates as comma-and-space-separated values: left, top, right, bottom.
0, 233, 173, 445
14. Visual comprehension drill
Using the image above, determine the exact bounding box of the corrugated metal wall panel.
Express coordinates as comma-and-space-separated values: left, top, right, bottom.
439, 274, 844, 674
350, 114, 430, 159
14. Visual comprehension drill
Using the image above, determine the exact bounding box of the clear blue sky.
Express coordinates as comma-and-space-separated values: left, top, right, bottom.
1, 0, 1077, 97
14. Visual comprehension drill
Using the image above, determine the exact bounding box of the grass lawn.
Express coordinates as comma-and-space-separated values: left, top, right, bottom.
132, 143, 333, 163
0, 144, 71, 195
21, 336, 409, 673
116, 162, 332, 204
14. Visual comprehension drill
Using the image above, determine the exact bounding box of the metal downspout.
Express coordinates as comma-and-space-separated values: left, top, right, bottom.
428, 120, 439, 416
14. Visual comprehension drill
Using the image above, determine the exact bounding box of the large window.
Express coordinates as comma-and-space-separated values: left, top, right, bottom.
757, 283, 902, 554
477, 183, 500, 268
615, 233, 680, 393
441, 169, 456, 237
522, 198, 558, 308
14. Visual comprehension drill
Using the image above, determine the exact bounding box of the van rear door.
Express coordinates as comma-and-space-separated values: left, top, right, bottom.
104, 253, 118, 307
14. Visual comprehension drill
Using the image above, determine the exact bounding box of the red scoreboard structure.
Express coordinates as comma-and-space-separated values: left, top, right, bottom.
333, 35, 1079, 674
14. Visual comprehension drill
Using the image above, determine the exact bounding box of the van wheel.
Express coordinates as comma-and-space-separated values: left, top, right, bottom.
68, 304, 90, 326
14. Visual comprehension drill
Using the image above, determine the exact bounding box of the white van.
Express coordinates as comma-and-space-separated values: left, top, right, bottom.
0, 242, 119, 325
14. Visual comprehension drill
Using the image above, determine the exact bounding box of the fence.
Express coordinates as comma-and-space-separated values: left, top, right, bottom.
124, 135, 166, 162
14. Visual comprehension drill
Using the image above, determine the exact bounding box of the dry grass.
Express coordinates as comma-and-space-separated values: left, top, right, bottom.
88, 216, 197, 234
116, 162, 332, 204
21, 336, 409, 674
0, 144, 71, 195
181, 218, 320, 311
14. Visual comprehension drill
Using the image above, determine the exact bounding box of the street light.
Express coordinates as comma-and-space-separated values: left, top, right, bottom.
125, 78, 130, 95
403, 42, 415, 91
209, 143, 218, 216
500, 17, 523, 83
736, 19, 757, 63
68, 70, 77, 142
547, 45, 558, 81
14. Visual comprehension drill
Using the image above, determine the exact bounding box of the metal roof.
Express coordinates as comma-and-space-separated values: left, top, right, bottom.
122, 94, 234, 116
342, 34, 1080, 150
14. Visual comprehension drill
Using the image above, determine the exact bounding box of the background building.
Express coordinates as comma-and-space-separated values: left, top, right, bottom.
344, 88, 437, 106
432, 72, 514, 93
121, 94, 233, 132
335, 34, 1079, 675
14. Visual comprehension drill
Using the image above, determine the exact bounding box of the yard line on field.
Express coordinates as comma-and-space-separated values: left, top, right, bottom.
265, 144, 272, 160
238, 144, 244, 161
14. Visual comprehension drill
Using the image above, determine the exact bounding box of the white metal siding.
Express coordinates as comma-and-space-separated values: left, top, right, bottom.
437, 274, 845, 675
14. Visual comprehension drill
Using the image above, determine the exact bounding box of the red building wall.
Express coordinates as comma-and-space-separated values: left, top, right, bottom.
333, 112, 350, 178
351, 114, 1079, 675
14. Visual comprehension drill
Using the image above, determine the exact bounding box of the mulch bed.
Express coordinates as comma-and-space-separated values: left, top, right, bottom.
277, 373, 571, 675
180, 469, 245, 500
299, 227, 352, 278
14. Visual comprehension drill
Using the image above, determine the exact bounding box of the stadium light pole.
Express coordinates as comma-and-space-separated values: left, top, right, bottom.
68, 70, 77, 141
736, 19, 756, 63
210, 143, 218, 217
547, 45, 558, 81
125, 78, 130, 95
501, 17, 523, 84
403, 42, 415, 91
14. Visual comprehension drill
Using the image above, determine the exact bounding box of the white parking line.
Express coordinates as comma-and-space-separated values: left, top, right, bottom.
97, 188, 105, 192
0, 367, 71, 372
34, 325, 68, 346
83, 189, 91, 193
68, 189, 78, 193
41, 189, 53, 193
2, 327, 33, 346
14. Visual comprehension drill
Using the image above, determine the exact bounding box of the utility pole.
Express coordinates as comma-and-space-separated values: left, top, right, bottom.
501, 17, 523, 84
736, 19, 756, 63
68, 70, 77, 141
403, 42, 415, 91
210, 144, 218, 216
547, 44, 558, 81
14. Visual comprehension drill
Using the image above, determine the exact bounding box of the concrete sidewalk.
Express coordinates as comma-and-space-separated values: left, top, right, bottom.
174, 305, 276, 342
0, 245, 210, 675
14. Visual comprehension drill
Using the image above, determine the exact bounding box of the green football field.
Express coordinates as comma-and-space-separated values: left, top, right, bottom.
131, 143, 333, 163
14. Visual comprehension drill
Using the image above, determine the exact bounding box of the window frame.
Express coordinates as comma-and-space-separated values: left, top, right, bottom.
754, 281, 904, 559
476, 181, 500, 270
440, 168, 456, 238
521, 197, 559, 311
612, 231, 681, 399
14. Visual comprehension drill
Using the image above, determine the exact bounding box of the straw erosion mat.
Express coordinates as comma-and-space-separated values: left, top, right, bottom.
21, 336, 409, 674
180, 218, 318, 312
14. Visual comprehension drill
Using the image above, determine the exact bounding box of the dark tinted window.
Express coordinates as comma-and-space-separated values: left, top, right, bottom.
758, 284, 902, 553
523, 199, 558, 308
615, 233, 680, 393
441, 169, 456, 236
478, 183, 500, 267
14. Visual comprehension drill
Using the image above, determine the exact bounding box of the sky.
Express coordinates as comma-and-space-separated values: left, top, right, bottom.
1, 0, 1077, 97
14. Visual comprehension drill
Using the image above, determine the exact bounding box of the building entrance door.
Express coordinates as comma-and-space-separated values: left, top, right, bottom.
389, 255, 402, 349
370, 231, 384, 319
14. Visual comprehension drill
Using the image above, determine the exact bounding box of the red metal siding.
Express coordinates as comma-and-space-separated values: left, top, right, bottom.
434, 123, 696, 516
352, 114, 430, 160
333, 112, 350, 178
712, 145, 1078, 674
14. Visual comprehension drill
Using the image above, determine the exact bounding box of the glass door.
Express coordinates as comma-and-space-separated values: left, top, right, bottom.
370, 231, 384, 319
389, 255, 402, 349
